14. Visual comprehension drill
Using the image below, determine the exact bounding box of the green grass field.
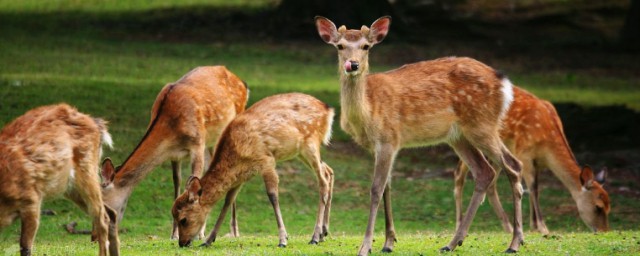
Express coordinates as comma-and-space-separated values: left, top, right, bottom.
1, 1, 639, 255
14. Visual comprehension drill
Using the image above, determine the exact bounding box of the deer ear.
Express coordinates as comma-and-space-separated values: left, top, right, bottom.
595, 167, 607, 185
580, 165, 595, 189
315, 16, 338, 43
186, 176, 203, 202
101, 158, 116, 187
369, 16, 391, 44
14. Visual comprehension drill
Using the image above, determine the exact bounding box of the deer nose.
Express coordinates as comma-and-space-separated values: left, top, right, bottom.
344, 60, 359, 72
179, 239, 192, 247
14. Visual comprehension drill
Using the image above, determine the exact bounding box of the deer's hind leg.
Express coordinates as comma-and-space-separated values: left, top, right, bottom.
467, 132, 524, 253
299, 143, 332, 244
68, 162, 111, 256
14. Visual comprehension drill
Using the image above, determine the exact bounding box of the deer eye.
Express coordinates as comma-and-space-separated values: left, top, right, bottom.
337, 44, 344, 50
362, 45, 370, 50
180, 218, 187, 226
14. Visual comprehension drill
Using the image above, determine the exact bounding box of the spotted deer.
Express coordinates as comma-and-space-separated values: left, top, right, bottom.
172, 93, 335, 248
454, 86, 610, 234
0, 104, 119, 256
100, 66, 248, 240
315, 16, 524, 254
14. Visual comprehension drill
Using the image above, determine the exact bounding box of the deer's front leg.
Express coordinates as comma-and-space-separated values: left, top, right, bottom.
171, 160, 182, 240
201, 186, 242, 247
358, 143, 398, 256
381, 184, 397, 252
229, 201, 240, 237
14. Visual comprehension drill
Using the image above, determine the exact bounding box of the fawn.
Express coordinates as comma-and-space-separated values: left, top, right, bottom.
454, 86, 610, 234
316, 16, 524, 254
0, 104, 119, 256
172, 93, 335, 248
100, 66, 248, 240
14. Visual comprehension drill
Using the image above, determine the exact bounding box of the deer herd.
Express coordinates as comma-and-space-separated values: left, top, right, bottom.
0, 16, 610, 256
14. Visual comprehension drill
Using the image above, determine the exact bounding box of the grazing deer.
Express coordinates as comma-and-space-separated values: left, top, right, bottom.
0, 104, 119, 256
454, 86, 610, 234
100, 66, 248, 240
172, 93, 335, 248
315, 16, 524, 254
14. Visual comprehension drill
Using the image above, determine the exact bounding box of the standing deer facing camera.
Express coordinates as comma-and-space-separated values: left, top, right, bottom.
454, 86, 610, 234
172, 93, 335, 248
0, 104, 119, 256
100, 66, 248, 240
315, 16, 524, 254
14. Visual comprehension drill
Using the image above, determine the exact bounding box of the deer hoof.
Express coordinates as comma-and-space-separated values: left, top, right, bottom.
381, 247, 393, 253
505, 248, 517, 253
309, 240, 318, 245
439, 246, 452, 252
278, 243, 287, 248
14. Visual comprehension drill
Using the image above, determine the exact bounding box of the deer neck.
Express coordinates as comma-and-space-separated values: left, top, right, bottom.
340, 69, 372, 133
197, 154, 242, 208
112, 148, 166, 190
547, 150, 584, 199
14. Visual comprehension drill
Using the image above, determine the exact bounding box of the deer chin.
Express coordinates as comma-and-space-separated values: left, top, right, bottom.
343, 69, 361, 76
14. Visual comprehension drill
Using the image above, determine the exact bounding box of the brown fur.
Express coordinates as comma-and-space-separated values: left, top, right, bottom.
316, 16, 524, 254
0, 104, 119, 256
171, 93, 335, 247
100, 66, 248, 240
454, 87, 610, 234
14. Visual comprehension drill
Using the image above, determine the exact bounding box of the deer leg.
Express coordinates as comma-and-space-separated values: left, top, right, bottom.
300, 147, 331, 245
190, 143, 207, 239
19, 204, 40, 256
453, 161, 467, 231
480, 141, 524, 253
358, 143, 398, 256
70, 163, 111, 256
171, 160, 182, 240
201, 186, 242, 247
485, 164, 514, 234
322, 162, 334, 237
381, 183, 397, 252
262, 168, 288, 247
441, 138, 495, 252
229, 201, 240, 237
521, 160, 549, 235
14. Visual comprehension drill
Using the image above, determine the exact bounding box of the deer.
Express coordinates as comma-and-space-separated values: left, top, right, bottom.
99, 66, 248, 240
171, 93, 335, 248
315, 16, 525, 254
0, 104, 119, 256
454, 86, 610, 234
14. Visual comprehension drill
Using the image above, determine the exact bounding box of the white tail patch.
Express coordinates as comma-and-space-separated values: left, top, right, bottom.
500, 77, 515, 119
323, 108, 335, 145
101, 130, 113, 149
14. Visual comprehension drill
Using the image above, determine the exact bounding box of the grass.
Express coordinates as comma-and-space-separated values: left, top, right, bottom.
1, 1, 640, 255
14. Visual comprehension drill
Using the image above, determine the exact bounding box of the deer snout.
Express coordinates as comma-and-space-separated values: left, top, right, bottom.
344, 60, 359, 72
179, 239, 192, 247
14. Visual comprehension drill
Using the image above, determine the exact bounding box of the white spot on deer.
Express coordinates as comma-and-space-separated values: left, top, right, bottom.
500, 78, 514, 119
458, 90, 466, 96
466, 95, 472, 102
102, 130, 113, 149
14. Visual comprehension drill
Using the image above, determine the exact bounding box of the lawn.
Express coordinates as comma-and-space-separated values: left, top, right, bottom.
1, 1, 639, 255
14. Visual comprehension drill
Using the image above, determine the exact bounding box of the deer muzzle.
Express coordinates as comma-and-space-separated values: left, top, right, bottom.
344, 60, 359, 72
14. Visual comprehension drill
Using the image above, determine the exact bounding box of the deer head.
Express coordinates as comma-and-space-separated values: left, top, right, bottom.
172, 176, 209, 247
576, 166, 610, 232
315, 16, 391, 77
100, 158, 129, 223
